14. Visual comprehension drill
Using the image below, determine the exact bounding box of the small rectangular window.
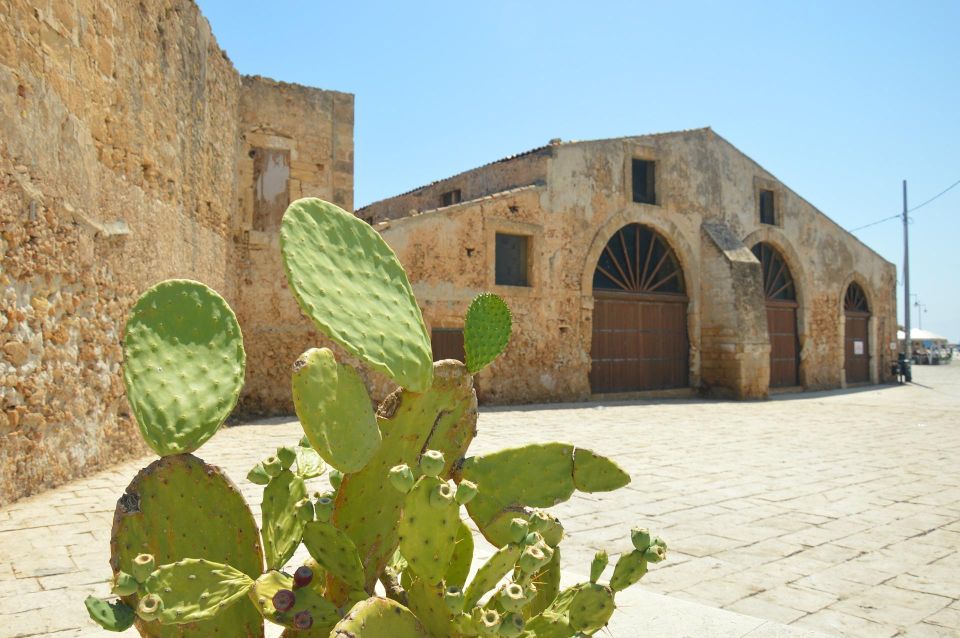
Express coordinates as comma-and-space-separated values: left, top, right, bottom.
495, 233, 529, 286
759, 189, 776, 225
440, 189, 462, 207
632, 159, 656, 204
431, 328, 465, 362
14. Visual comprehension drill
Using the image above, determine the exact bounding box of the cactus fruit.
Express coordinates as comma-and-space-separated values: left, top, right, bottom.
464, 293, 513, 374
474, 608, 501, 636
273, 590, 296, 612
300, 520, 366, 593
293, 610, 314, 629
419, 449, 445, 478
277, 446, 297, 470
398, 475, 459, 583
250, 570, 339, 632
389, 464, 416, 493
122, 280, 245, 456
454, 479, 478, 505
630, 527, 651, 552
280, 198, 433, 391
261, 469, 308, 570
329, 468, 343, 490
263, 456, 283, 477
590, 551, 609, 584
293, 565, 314, 589
140, 559, 255, 624
85, 596, 136, 632
313, 493, 334, 523
645, 539, 668, 563
292, 347, 382, 473
132, 554, 156, 583
112, 570, 140, 596
499, 613, 525, 638
137, 594, 163, 622
509, 518, 530, 544
443, 585, 465, 613
331, 597, 429, 638
498, 582, 527, 612
247, 463, 271, 486
110, 454, 263, 638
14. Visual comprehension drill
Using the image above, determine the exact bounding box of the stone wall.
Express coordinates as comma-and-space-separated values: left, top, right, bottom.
374, 129, 897, 403
0, 0, 352, 503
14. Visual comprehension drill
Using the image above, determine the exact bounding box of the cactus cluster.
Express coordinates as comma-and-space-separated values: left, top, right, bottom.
85, 197, 667, 637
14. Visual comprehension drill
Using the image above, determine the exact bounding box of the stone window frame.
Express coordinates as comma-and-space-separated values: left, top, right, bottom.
487, 219, 541, 295
440, 188, 462, 207
623, 146, 660, 208
241, 132, 296, 235
753, 177, 783, 228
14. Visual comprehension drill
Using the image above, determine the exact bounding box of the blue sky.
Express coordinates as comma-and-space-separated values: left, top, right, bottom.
197, 0, 959, 340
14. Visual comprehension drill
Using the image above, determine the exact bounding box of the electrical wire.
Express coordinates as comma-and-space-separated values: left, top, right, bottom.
848, 176, 960, 233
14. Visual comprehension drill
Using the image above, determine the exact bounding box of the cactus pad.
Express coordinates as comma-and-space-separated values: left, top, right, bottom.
567, 583, 615, 633
85, 596, 136, 632
301, 521, 366, 593
445, 519, 474, 589
110, 454, 263, 638
572, 448, 631, 492
609, 550, 647, 592
463, 293, 512, 373
261, 469, 308, 570
463, 543, 522, 609
141, 559, 254, 624
331, 597, 428, 638
280, 198, 432, 391
122, 280, 245, 456
398, 476, 459, 584
249, 570, 339, 632
292, 347, 381, 473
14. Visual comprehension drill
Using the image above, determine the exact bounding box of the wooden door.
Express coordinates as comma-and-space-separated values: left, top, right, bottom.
752, 243, 800, 388
844, 283, 870, 383
590, 224, 688, 393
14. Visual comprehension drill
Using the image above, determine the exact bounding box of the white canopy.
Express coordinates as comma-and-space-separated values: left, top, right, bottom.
897, 329, 949, 342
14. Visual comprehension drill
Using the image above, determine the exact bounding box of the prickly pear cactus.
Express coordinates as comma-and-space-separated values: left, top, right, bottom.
86, 197, 668, 638
280, 198, 433, 391
122, 280, 245, 456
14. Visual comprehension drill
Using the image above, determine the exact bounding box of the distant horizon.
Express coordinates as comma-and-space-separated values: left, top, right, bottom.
196, 0, 959, 340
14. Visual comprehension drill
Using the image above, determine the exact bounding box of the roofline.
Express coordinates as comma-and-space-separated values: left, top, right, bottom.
373, 184, 545, 232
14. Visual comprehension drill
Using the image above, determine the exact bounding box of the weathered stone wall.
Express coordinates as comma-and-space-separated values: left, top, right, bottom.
0, 0, 353, 503
375, 129, 897, 403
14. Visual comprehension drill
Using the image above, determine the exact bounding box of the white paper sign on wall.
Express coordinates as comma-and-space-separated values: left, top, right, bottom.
854, 340, 864, 355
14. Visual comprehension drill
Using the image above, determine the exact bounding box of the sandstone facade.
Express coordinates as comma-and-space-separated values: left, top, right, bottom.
0, 0, 351, 503
360, 130, 897, 403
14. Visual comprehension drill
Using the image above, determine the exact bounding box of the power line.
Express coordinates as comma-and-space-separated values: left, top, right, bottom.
848, 175, 960, 233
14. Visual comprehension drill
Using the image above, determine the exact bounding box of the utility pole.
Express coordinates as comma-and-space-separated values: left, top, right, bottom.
903, 180, 912, 382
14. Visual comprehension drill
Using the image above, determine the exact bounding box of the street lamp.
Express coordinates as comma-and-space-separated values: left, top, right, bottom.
914, 301, 927, 330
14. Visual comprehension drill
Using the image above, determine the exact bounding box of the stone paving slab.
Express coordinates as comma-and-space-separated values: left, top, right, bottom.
1, 365, 959, 637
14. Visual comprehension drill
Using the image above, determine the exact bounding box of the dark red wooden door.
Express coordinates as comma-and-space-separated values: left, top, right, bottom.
844, 283, 870, 383
752, 243, 800, 388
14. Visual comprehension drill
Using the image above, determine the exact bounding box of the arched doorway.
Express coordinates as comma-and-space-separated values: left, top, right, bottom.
590, 224, 689, 392
752, 242, 800, 387
844, 283, 870, 383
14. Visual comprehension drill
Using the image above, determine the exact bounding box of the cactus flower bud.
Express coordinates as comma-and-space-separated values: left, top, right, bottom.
295, 497, 314, 522
499, 582, 526, 612
430, 481, 455, 508
136, 593, 163, 621
262, 456, 282, 477
293, 610, 313, 629
508, 518, 530, 544
420, 449, 445, 478
590, 550, 609, 583
276, 446, 297, 470
329, 468, 343, 490
630, 527, 651, 552
454, 479, 478, 504
111, 570, 139, 596
131, 554, 155, 583
246, 463, 271, 485
499, 612, 525, 638
388, 464, 415, 493
444, 585, 465, 613
272, 589, 296, 612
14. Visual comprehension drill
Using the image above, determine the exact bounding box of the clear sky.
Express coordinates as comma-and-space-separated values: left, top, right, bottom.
197, 0, 959, 340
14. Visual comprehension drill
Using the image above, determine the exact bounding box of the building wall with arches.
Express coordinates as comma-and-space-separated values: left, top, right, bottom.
368, 128, 897, 403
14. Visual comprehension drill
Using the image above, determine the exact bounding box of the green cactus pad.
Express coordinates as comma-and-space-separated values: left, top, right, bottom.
292, 347, 381, 473
280, 198, 432, 391
249, 570, 339, 632
122, 280, 245, 456
141, 559, 254, 624
85, 596, 136, 632
461, 443, 628, 546
463, 543, 522, 609
327, 360, 477, 602
609, 550, 648, 592
463, 293, 512, 373
331, 597, 428, 638
301, 521, 366, 593
572, 448, 631, 492
110, 454, 263, 638
445, 519, 474, 589
294, 445, 326, 479
406, 578, 450, 638
525, 547, 561, 619
262, 469, 308, 570
568, 583, 615, 633
398, 476, 459, 584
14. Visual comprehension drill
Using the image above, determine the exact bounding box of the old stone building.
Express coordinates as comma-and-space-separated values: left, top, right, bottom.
359, 130, 897, 403
0, 0, 351, 503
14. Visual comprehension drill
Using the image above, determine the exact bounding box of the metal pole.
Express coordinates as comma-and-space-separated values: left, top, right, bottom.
903, 180, 912, 382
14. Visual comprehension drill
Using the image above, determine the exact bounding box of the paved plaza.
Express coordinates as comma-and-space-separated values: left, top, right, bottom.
1, 365, 958, 637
